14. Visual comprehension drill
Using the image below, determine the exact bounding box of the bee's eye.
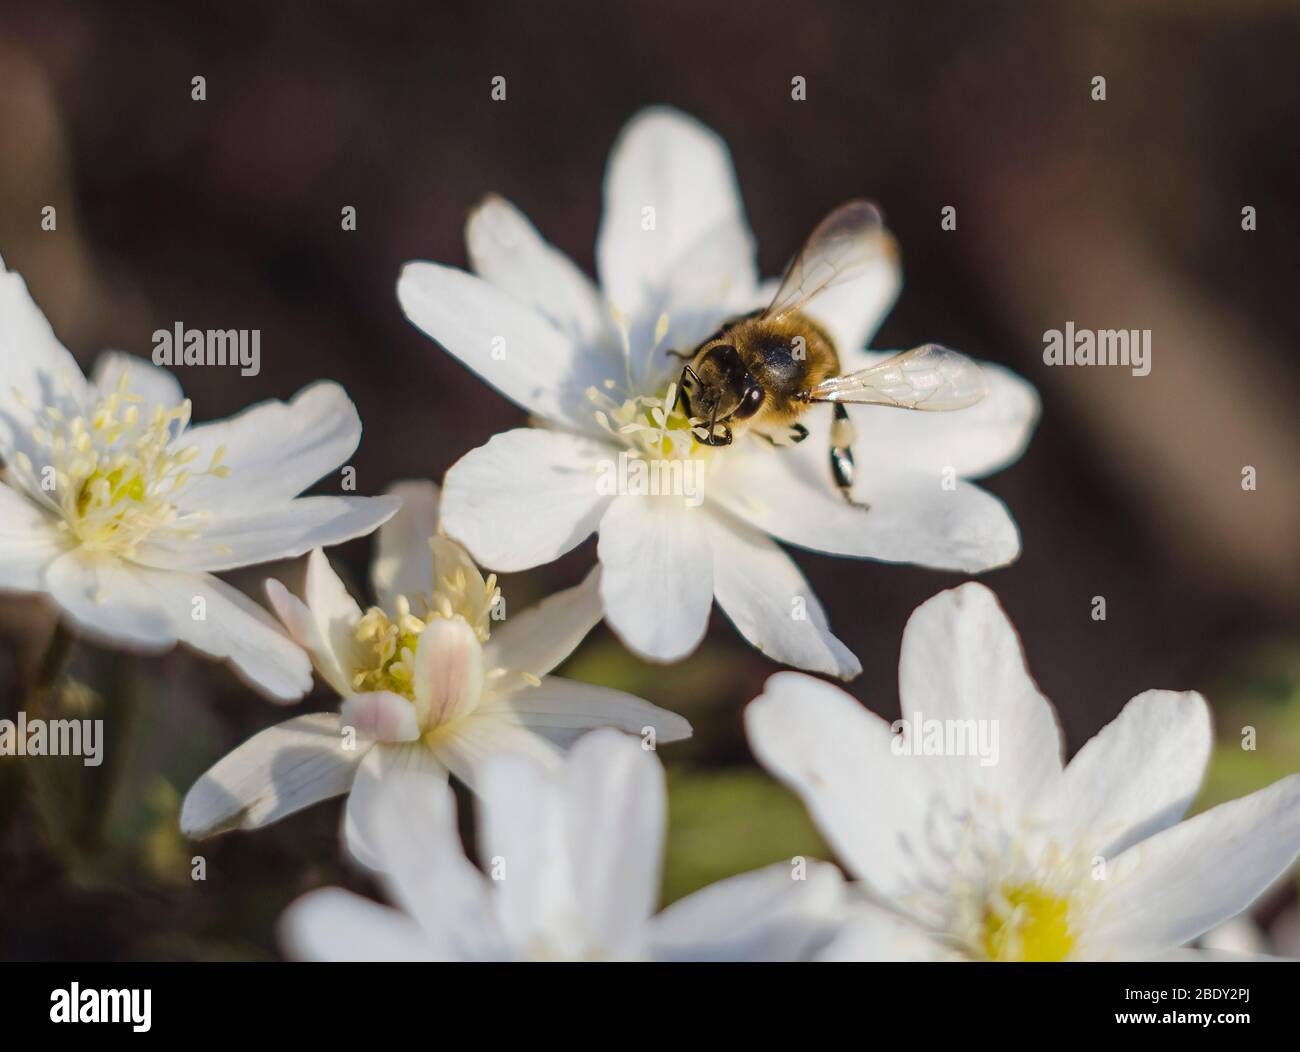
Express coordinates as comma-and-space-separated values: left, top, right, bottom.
734, 383, 765, 419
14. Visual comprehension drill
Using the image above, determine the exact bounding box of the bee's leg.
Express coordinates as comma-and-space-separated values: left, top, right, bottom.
830, 402, 870, 509
757, 423, 809, 447
665, 349, 691, 360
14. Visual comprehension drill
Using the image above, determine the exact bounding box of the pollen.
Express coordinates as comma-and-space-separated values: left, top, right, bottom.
350, 542, 504, 701
11, 373, 228, 558
981, 883, 1075, 962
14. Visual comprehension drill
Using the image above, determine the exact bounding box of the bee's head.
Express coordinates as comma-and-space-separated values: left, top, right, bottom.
681, 343, 765, 430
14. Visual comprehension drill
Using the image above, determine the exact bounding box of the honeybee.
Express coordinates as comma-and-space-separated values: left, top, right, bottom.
673, 200, 989, 504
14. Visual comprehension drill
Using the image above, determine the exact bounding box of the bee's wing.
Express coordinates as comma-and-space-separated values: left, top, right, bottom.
802, 344, 989, 409
763, 200, 894, 321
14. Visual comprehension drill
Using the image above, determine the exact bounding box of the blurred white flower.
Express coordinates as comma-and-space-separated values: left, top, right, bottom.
280, 728, 844, 961
181, 480, 690, 860
0, 256, 397, 699
746, 582, 1300, 962
398, 107, 1038, 676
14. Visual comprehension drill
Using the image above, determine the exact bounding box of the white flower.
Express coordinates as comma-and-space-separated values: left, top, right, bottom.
180, 480, 691, 860
0, 256, 397, 699
745, 582, 1300, 962
279, 728, 844, 961
398, 107, 1038, 676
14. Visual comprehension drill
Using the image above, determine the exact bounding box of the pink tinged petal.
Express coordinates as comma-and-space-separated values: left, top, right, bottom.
370, 479, 440, 610
649, 859, 847, 962
563, 729, 666, 956
0, 255, 90, 464
430, 711, 563, 791
482, 567, 603, 688
707, 509, 860, 679
596, 107, 757, 335
466, 194, 615, 352
180, 713, 362, 837
91, 350, 183, 410
0, 483, 65, 592
412, 617, 485, 729
597, 494, 714, 663
744, 672, 936, 901
487, 675, 692, 749
279, 888, 441, 962
1091, 775, 1300, 952
340, 692, 421, 743
397, 262, 608, 434
1061, 690, 1212, 858
839, 358, 1040, 480
173, 381, 364, 512
264, 552, 359, 697
896, 582, 1064, 813
712, 427, 1021, 572
132, 494, 401, 573
440, 428, 612, 573
343, 741, 451, 871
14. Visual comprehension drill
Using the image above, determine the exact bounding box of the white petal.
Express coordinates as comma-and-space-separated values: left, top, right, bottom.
412, 616, 485, 728
799, 232, 901, 355
896, 582, 1064, 813
339, 692, 421, 743
839, 359, 1039, 480
562, 729, 666, 956
343, 765, 500, 955
708, 510, 859, 679
174, 381, 364, 512
1061, 690, 1212, 858
133, 494, 401, 573
1090, 774, 1300, 951
398, 262, 609, 433
440, 428, 611, 572
713, 427, 1022, 572
430, 711, 563, 790
343, 741, 451, 871
482, 567, 603, 688
597, 494, 713, 662
487, 676, 692, 748
467, 194, 614, 352
279, 888, 441, 962
0, 256, 89, 464
0, 483, 65, 592
181, 713, 361, 837
47, 551, 312, 699
265, 549, 361, 697
818, 901, 958, 961
744, 672, 934, 899
474, 749, 571, 955
370, 479, 439, 610
649, 859, 846, 962
91, 350, 183, 410
45, 549, 174, 647
596, 108, 756, 343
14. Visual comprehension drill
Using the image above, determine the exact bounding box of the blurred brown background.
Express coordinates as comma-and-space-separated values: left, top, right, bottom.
0, 0, 1297, 959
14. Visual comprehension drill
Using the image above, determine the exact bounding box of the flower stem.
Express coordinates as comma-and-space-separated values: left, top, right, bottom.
26, 620, 75, 720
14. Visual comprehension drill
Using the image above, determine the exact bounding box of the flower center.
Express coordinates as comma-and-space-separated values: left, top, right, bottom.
980, 883, 1075, 962
349, 540, 504, 715
11, 373, 228, 557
